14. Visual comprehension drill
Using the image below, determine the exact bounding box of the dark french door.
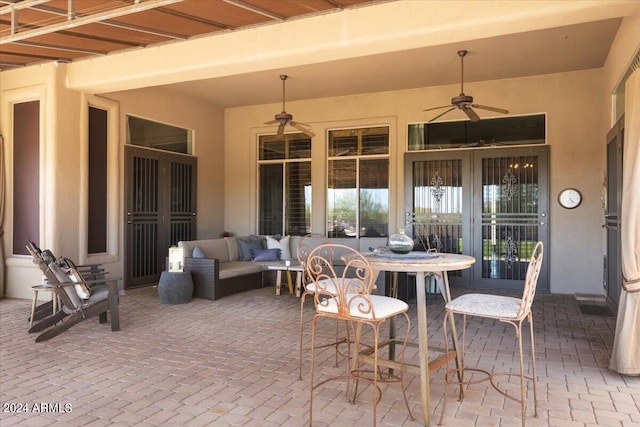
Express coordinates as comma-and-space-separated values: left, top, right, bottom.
405, 146, 549, 291
124, 146, 197, 288
405, 151, 472, 287
605, 117, 624, 307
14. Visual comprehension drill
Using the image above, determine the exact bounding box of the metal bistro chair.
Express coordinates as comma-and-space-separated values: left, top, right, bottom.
297, 234, 347, 380
439, 241, 544, 427
307, 243, 414, 426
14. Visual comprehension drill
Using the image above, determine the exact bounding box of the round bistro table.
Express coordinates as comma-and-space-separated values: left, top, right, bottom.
353, 251, 476, 426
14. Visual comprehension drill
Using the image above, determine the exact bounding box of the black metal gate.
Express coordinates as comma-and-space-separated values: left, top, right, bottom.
125, 146, 196, 288
405, 146, 549, 291
472, 147, 549, 291
605, 117, 624, 307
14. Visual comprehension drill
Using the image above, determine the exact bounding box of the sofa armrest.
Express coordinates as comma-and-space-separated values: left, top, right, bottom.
182, 257, 220, 300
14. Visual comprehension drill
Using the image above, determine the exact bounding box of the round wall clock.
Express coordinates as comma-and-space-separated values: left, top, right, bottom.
558, 188, 582, 209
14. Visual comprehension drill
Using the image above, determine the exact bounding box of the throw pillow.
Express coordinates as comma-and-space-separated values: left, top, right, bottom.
266, 235, 291, 260
237, 238, 264, 261
251, 248, 281, 262
192, 246, 207, 259
250, 234, 265, 246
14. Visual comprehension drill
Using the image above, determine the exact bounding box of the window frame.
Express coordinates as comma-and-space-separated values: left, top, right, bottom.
80, 94, 119, 265
257, 133, 312, 236
327, 126, 390, 239
1, 85, 46, 258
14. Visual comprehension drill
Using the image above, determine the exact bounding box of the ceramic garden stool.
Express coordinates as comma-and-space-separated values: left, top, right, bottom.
158, 271, 194, 304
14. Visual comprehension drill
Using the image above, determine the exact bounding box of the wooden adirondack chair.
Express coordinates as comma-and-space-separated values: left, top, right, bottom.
25, 241, 120, 342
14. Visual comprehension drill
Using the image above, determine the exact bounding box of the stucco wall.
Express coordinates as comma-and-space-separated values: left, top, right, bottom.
225, 69, 605, 295
602, 14, 640, 124
0, 63, 85, 299
105, 87, 226, 240
1, 4, 639, 299
0, 66, 225, 299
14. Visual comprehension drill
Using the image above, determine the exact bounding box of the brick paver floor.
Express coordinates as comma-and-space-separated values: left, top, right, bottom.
1, 285, 639, 426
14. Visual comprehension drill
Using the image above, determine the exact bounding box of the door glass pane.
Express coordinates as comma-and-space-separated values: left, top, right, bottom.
132, 156, 159, 279
481, 155, 539, 280
170, 161, 194, 246
328, 159, 357, 237
286, 162, 311, 235
360, 159, 388, 237
259, 164, 283, 235
410, 159, 463, 253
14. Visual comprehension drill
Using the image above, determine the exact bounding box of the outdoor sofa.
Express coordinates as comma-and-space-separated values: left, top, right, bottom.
177, 235, 387, 300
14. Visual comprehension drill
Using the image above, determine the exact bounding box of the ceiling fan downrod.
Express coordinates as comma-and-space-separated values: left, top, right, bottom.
458, 49, 467, 96
280, 74, 288, 114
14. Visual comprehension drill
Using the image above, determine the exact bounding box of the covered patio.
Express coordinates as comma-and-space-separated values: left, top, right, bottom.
1, 286, 636, 426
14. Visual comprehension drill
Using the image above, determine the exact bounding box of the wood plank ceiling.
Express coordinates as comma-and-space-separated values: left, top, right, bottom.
0, 0, 384, 70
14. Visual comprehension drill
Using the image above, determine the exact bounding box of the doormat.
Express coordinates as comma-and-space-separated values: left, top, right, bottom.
578, 304, 615, 317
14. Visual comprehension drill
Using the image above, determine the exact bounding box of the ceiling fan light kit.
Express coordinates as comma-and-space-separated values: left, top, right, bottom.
264, 74, 315, 139
425, 49, 509, 122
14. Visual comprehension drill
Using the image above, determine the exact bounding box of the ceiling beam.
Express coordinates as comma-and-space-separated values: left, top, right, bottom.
321, 0, 344, 9
23, 2, 189, 40
14, 39, 107, 55
222, 0, 285, 21
155, 6, 236, 31
0, 0, 52, 15
0, 61, 27, 68
0, 0, 184, 44
0, 48, 70, 61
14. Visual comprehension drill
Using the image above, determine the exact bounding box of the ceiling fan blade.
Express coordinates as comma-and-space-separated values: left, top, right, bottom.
423, 105, 453, 112
471, 104, 509, 114
290, 121, 316, 138
264, 120, 279, 125
290, 120, 311, 128
463, 107, 481, 122
428, 107, 456, 122
276, 123, 286, 139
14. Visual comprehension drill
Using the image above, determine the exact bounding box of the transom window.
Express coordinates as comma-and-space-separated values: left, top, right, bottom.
408, 114, 546, 151
127, 115, 192, 154
258, 133, 311, 236
327, 126, 389, 238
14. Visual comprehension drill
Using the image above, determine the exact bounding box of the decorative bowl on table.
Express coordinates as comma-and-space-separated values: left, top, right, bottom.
387, 229, 414, 254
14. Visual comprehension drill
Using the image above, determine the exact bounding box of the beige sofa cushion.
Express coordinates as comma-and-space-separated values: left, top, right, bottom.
179, 239, 231, 262
225, 237, 240, 261
219, 261, 263, 279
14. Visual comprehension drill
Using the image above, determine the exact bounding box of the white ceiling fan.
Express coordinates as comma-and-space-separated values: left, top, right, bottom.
424, 50, 509, 122
264, 75, 315, 139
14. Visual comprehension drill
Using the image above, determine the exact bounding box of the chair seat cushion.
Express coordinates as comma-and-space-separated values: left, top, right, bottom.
305, 278, 338, 294
318, 294, 408, 320
305, 278, 377, 295
446, 293, 522, 319
87, 284, 109, 303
